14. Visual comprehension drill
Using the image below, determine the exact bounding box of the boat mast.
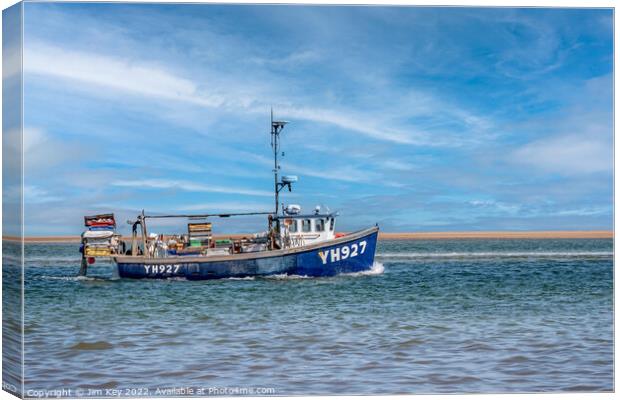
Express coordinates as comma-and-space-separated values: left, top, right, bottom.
271, 109, 288, 215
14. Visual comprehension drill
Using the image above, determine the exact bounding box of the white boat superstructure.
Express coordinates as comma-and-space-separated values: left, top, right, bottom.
278, 206, 338, 248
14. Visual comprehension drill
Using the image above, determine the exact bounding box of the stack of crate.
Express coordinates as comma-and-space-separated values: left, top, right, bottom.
188, 222, 212, 247
82, 213, 119, 256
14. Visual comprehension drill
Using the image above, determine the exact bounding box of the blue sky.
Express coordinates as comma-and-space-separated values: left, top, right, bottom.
14, 3, 613, 235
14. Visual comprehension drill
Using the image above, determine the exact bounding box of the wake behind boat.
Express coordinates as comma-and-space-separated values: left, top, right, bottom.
79, 113, 379, 279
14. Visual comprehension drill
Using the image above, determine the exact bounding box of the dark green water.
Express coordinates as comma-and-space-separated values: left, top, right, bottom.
5, 239, 614, 395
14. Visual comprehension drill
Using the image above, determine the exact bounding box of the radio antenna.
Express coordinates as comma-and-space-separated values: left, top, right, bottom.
271, 109, 289, 215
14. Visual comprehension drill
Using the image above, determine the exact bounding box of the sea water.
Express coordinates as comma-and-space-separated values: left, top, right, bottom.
3, 239, 613, 395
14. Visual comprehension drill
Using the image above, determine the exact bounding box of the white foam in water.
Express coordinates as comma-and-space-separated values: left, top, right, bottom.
367, 261, 386, 275
341, 261, 385, 277
26, 256, 82, 263
75, 275, 97, 281
5, 255, 82, 266
264, 274, 311, 280
41, 275, 97, 281
3, 255, 23, 264
226, 276, 256, 281
377, 251, 613, 259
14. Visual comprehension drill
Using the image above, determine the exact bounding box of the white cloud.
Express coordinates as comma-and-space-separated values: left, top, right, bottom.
25, 43, 223, 108
12, 126, 87, 172
23, 127, 46, 152
468, 199, 521, 214
287, 162, 377, 183
552, 206, 611, 217
250, 49, 321, 67
233, 150, 379, 184
380, 159, 416, 171
512, 134, 612, 175
3, 128, 22, 153
23, 185, 62, 204
176, 202, 271, 212
5, 126, 49, 155
3, 42, 21, 81
276, 105, 434, 145
110, 179, 273, 197
23, 41, 466, 147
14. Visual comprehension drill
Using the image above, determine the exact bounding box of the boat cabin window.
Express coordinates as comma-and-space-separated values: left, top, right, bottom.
288, 219, 298, 233
329, 217, 335, 231
302, 219, 312, 232
315, 218, 325, 232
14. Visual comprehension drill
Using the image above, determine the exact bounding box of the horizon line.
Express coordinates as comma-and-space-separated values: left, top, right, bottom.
2, 230, 613, 243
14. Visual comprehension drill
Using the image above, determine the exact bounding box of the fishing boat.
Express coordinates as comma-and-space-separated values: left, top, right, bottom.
79, 113, 379, 279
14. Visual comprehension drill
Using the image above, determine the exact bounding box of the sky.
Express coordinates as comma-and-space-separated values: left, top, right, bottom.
9, 3, 614, 235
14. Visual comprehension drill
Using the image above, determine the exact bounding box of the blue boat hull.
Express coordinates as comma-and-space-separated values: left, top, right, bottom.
114, 227, 378, 280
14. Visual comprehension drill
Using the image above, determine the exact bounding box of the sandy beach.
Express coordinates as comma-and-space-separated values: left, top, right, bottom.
4, 230, 613, 243
377, 231, 613, 240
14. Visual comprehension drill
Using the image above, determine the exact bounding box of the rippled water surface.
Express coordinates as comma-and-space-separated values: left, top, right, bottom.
11, 239, 614, 395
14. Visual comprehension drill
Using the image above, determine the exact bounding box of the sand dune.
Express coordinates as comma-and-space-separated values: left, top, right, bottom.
378, 231, 613, 240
